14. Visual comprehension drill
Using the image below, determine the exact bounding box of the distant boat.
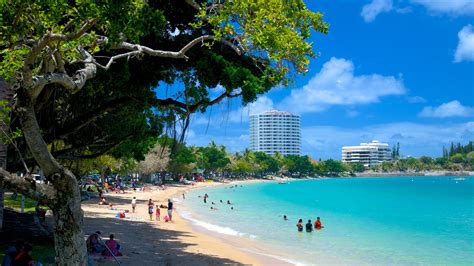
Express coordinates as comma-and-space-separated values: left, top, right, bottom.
278, 181, 288, 184
452, 177, 466, 181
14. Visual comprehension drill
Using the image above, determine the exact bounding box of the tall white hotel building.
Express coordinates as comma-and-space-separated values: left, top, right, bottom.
249, 110, 301, 156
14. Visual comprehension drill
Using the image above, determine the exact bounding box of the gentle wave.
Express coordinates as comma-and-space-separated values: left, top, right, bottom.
178, 208, 307, 265
179, 209, 257, 238
238, 247, 308, 266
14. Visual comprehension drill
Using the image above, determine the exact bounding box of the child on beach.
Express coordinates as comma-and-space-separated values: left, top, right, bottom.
155, 205, 160, 221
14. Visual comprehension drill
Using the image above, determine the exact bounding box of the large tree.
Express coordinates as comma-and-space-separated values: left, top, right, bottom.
0, 0, 328, 264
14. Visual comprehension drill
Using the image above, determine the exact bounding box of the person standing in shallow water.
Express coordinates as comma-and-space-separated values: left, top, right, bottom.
306, 220, 313, 232
296, 219, 303, 232
314, 217, 324, 230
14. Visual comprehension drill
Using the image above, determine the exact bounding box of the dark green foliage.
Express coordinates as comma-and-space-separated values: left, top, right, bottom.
198, 142, 230, 172
254, 152, 279, 173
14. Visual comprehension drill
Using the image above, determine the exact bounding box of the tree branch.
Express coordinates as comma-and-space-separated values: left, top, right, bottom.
95, 35, 241, 70
0, 168, 56, 204
22, 19, 98, 88
29, 47, 96, 99
184, 0, 201, 10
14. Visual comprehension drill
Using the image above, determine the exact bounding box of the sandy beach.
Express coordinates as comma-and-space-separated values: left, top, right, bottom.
82, 181, 289, 266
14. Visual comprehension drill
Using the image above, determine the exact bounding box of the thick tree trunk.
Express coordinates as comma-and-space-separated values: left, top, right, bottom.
16, 92, 88, 265
51, 171, 88, 265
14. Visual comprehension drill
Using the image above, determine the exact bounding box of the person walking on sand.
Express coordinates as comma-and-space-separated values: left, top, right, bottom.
148, 199, 154, 220
314, 217, 324, 230
155, 205, 160, 221
167, 199, 173, 222
182, 193, 185, 200
306, 220, 313, 232
131, 197, 137, 213
296, 219, 303, 232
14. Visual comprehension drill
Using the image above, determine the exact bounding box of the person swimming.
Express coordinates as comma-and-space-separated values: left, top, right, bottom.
227, 200, 232, 205
306, 220, 313, 232
283, 215, 288, 221
296, 219, 303, 232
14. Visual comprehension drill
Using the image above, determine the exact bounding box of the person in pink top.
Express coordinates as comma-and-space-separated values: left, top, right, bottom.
155, 205, 160, 221
102, 234, 122, 257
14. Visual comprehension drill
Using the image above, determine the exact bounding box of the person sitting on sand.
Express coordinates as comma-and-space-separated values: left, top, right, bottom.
99, 197, 108, 205
148, 199, 154, 220
35, 203, 46, 221
314, 217, 324, 230
296, 219, 303, 232
13, 243, 35, 266
306, 220, 313, 232
102, 234, 122, 257
1, 242, 23, 266
86, 232, 104, 254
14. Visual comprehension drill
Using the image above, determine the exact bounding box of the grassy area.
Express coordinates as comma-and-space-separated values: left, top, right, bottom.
4, 195, 38, 214
0, 243, 55, 265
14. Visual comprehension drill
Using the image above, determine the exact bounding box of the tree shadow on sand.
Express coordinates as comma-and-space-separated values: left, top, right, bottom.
83, 193, 246, 266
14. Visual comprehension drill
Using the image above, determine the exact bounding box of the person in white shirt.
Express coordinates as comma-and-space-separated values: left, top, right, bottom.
131, 197, 137, 213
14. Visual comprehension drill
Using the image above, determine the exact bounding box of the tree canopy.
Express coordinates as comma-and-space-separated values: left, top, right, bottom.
0, 2, 329, 263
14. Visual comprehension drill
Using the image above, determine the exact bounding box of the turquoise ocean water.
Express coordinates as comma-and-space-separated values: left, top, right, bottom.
179, 176, 474, 265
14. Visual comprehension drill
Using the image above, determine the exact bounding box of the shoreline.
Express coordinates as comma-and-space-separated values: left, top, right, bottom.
172, 179, 301, 266
82, 179, 287, 266
82, 174, 470, 265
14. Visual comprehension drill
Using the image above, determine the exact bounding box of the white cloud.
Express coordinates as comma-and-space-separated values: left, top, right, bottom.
278, 57, 406, 114
303, 121, 474, 159
419, 101, 474, 118
361, 0, 473, 22
407, 96, 427, 103
361, 0, 393, 22
346, 110, 360, 118
454, 25, 474, 63
410, 0, 474, 15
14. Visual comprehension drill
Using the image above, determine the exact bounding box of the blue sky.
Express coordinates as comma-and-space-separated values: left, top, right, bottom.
159, 0, 474, 159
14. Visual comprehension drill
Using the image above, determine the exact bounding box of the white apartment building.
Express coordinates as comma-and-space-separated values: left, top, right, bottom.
250, 110, 301, 155
342, 140, 391, 167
